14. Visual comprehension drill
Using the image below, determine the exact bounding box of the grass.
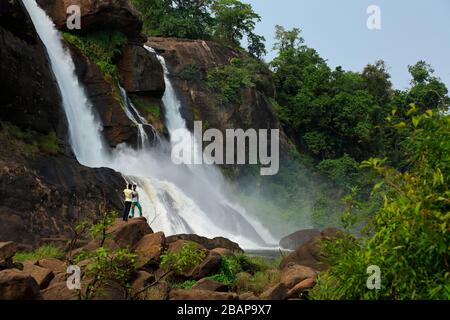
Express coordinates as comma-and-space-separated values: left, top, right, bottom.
13, 245, 65, 263
171, 280, 197, 290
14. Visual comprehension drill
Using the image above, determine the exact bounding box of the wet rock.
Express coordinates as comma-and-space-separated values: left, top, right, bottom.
118, 44, 165, 95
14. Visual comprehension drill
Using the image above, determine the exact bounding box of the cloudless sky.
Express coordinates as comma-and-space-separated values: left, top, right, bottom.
242, 0, 450, 90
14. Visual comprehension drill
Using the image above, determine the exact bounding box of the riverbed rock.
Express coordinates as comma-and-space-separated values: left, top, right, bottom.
134, 232, 166, 268
192, 278, 229, 292
279, 229, 321, 250
108, 217, 153, 249
280, 265, 318, 289
0, 269, 42, 300
41, 281, 78, 300
0, 242, 18, 269
37, 259, 67, 274
169, 289, 238, 301
280, 228, 341, 271
286, 277, 317, 299
259, 283, 287, 300
166, 234, 243, 253
23, 262, 54, 289
189, 252, 222, 280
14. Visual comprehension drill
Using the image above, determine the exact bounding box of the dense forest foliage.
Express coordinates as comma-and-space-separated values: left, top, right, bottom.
129, 0, 450, 299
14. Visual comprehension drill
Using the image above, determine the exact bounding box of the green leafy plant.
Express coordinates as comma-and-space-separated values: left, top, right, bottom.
63, 31, 127, 80
160, 242, 207, 275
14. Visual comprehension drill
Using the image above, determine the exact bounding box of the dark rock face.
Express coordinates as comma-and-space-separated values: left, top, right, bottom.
0, 155, 124, 246
0, 0, 62, 135
67, 42, 138, 148
0, 0, 126, 247
279, 229, 321, 250
36, 0, 143, 41
118, 44, 165, 95
147, 37, 291, 159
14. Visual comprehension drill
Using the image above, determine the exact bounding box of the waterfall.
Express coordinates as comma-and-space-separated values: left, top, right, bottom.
24, 0, 277, 249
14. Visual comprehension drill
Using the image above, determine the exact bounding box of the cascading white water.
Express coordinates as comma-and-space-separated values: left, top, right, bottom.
24, 0, 277, 249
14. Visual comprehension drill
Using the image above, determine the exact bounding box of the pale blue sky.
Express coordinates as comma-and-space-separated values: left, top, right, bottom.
242, 0, 450, 90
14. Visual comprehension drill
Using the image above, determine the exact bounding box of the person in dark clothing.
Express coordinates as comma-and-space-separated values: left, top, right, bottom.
122, 183, 133, 221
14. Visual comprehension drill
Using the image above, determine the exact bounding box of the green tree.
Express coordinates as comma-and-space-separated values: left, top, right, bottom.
211, 0, 263, 49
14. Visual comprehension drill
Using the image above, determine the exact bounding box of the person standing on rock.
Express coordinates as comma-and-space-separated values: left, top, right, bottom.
130, 185, 143, 218
122, 184, 134, 222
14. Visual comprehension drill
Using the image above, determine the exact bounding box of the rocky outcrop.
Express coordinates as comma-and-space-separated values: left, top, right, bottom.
0, 242, 18, 270
280, 229, 321, 250
36, 0, 143, 41
0, 0, 62, 136
108, 217, 153, 249
280, 228, 341, 271
0, 269, 42, 300
192, 278, 228, 292
118, 44, 165, 95
67, 42, 138, 148
147, 37, 291, 165
134, 232, 166, 268
166, 234, 243, 253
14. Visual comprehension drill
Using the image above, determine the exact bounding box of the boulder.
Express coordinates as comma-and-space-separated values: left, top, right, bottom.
192, 278, 228, 292
0, 269, 42, 300
41, 281, 78, 300
23, 262, 54, 289
36, 0, 143, 40
166, 234, 243, 253
210, 248, 235, 258
131, 271, 155, 298
239, 292, 259, 300
37, 259, 67, 274
259, 283, 287, 300
169, 289, 238, 301
167, 240, 205, 254
134, 232, 166, 268
279, 229, 321, 250
189, 252, 222, 280
0, 241, 17, 269
286, 277, 316, 299
280, 265, 317, 289
118, 44, 165, 95
108, 217, 153, 249
280, 228, 341, 271
92, 280, 127, 300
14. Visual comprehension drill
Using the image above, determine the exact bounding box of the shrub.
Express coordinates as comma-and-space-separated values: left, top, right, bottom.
178, 64, 203, 81
63, 31, 128, 80
310, 110, 450, 300
171, 280, 197, 290
160, 242, 207, 275
37, 131, 61, 154
208, 256, 242, 285
14, 245, 64, 263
